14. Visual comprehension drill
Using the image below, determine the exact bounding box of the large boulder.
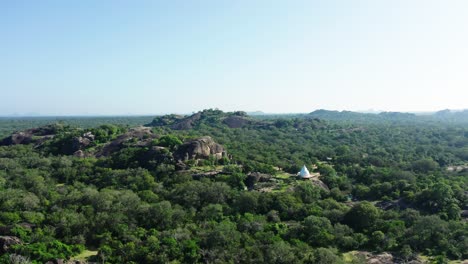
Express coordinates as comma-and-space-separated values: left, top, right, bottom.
174, 136, 225, 161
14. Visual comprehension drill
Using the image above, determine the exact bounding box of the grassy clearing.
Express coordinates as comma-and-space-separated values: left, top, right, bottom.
342, 251, 357, 263
275, 172, 294, 179
189, 165, 225, 172
70, 249, 98, 261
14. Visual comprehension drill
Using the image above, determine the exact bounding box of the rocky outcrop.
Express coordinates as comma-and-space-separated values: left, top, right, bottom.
71, 131, 95, 154
145, 114, 184, 127
97, 127, 157, 157
353, 251, 427, 264
1, 131, 34, 145
0, 124, 60, 146
0, 236, 22, 254
367, 252, 394, 264
223, 116, 251, 128
171, 112, 202, 130
310, 178, 330, 191
145, 113, 203, 130
146, 109, 257, 130
174, 136, 225, 161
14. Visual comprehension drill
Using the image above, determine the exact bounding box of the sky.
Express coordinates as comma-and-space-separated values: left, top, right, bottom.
1, 0, 467, 115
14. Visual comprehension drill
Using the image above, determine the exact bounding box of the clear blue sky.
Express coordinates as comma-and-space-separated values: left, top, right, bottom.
1, 0, 467, 115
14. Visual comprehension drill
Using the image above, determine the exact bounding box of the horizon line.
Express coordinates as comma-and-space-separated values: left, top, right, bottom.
0, 108, 466, 118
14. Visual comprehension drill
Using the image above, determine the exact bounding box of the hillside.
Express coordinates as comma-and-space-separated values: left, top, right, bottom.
308, 109, 468, 123
0, 110, 466, 263
145, 109, 255, 129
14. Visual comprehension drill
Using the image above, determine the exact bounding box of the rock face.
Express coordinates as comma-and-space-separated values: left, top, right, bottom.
171, 112, 202, 130
174, 136, 225, 161
0, 236, 22, 254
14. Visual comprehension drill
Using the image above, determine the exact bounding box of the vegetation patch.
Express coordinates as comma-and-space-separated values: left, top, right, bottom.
0, 110, 466, 263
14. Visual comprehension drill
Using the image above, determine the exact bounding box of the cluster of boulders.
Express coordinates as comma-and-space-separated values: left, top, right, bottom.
72, 132, 96, 157
1, 125, 229, 169
92, 129, 227, 167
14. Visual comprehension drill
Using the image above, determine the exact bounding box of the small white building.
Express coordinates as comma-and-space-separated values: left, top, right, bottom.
297, 165, 313, 179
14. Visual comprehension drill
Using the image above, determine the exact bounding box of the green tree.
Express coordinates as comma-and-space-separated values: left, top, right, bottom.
344, 202, 380, 232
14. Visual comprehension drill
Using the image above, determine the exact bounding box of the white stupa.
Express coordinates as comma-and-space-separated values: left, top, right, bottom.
298, 165, 312, 178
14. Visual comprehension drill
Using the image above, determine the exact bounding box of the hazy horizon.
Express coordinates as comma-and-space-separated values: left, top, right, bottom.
2, 107, 467, 118
2, 1, 468, 115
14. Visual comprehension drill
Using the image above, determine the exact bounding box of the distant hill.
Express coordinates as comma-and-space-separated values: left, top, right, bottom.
433, 109, 468, 122
307, 109, 399, 122
146, 109, 326, 130
308, 109, 468, 123
246, 111, 267, 116
377, 111, 417, 119
308, 109, 376, 120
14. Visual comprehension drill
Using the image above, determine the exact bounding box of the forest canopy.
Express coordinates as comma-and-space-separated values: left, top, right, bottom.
0, 110, 466, 263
